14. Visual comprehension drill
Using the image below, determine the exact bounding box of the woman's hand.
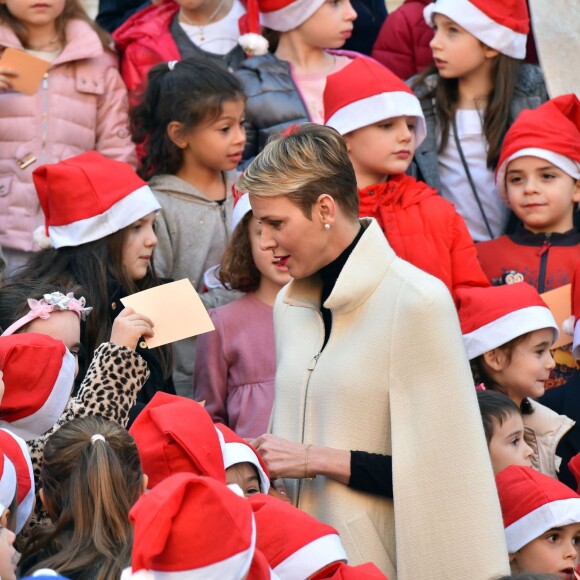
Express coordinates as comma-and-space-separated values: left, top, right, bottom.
252, 434, 309, 479
0, 67, 18, 92
110, 307, 154, 350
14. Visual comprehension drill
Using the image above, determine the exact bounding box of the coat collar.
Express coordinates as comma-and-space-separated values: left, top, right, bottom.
283, 218, 396, 314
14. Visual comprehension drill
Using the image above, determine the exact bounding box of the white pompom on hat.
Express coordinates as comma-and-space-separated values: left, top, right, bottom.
424, 0, 530, 59
496, 465, 580, 553
122, 473, 260, 579
0, 428, 34, 533
456, 282, 559, 360
0, 333, 75, 440
33, 151, 161, 249
324, 57, 426, 144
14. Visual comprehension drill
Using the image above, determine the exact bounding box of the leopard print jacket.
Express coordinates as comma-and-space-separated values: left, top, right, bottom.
24, 342, 149, 534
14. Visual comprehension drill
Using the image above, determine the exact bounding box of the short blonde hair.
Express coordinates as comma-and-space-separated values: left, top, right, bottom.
236, 124, 359, 219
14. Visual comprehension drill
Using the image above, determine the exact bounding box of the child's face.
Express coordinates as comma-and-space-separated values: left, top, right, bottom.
511, 524, 580, 578
429, 14, 497, 80
248, 216, 292, 291
225, 463, 260, 498
3, 0, 66, 31
0, 525, 16, 580
26, 311, 81, 378
174, 99, 246, 175
122, 212, 158, 282
505, 156, 580, 234
491, 328, 556, 406
293, 0, 357, 50
343, 117, 417, 187
488, 413, 533, 474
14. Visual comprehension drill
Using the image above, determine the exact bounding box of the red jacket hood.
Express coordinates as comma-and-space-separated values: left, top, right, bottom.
359, 174, 438, 213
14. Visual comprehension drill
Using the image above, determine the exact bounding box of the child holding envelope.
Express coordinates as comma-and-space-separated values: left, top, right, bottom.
0, 0, 135, 274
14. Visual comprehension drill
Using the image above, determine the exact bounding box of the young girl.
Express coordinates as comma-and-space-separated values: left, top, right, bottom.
236, 0, 358, 162
194, 193, 291, 438
411, 0, 548, 241
20, 416, 146, 580
458, 282, 580, 489
0, 0, 135, 273
131, 58, 246, 396
13, 152, 174, 410
323, 56, 489, 302
114, 0, 250, 107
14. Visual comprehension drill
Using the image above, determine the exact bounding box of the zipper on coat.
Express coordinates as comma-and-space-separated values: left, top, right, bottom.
41, 73, 49, 162
536, 234, 551, 293
219, 202, 228, 239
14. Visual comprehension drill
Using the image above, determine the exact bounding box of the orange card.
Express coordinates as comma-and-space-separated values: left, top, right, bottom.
541, 284, 572, 349
0, 48, 51, 96
120, 279, 215, 348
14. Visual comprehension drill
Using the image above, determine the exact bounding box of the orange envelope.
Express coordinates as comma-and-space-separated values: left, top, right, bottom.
0, 48, 51, 96
120, 279, 215, 348
540, 284, 572, 349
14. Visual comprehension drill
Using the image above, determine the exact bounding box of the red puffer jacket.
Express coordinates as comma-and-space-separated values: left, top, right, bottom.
371, 0, 434, 81
359, 174, 489, 302
113, 1, 180, 108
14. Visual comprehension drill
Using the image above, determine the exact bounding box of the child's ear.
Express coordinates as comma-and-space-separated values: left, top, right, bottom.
341, 132, 353, 153
572, 179, 580, 203
141, 473, 149, 495
483, 348, 506, 372
166, 121, 187, 149
0, 509, 9, 528
483, 45, 500, 60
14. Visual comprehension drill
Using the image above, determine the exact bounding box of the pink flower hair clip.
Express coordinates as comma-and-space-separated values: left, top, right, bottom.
1, 292, 92, 336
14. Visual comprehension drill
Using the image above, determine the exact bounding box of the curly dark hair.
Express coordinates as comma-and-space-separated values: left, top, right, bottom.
218, 213, 261, 293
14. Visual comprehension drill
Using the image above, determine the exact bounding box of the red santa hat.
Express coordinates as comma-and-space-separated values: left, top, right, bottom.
311, 562, 387, 579
563, 262, 580, 360
249, 494, 348, 578
495, 94, 580, 200
0, 451, 16, 517
128, 392, 226, 489
0, 429, 34, 533
241, 0, 326, 33
324, 57, 426, 144
122, 473, 266, 580
457, 282, 559, 360
496, 465, 580, 553
0, 333, 75, 440
424, 0, 529, 59
33, 151, 161, 249
215, 424, 270, 494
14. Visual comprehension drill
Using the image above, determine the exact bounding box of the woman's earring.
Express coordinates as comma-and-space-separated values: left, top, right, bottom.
324, 223, 331, 231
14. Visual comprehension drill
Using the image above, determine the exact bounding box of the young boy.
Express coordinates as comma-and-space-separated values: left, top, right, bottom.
323, 56, 490, 302
477, 94, 580, 294
477, 390, 534, 474
496, 465, 580, 578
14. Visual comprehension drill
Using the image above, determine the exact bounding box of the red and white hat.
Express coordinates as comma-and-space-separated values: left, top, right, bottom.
122, 473, 259, 580
129, 392, 226, 489
33, 151, 161, 249
216, 424, 270, 494
249, 494, 348, 578
0, 429, 34, 533
496, 465, 580, 553
324, 57, 426, 144
0, 451, 16, 518
312, 562, 387, 579
242, 0, 326, 33
496, 94, 580, 200
564, 262, 580, 360
424, 0, 529, 59
0, 333, 75, 440
457, 282, 559, 360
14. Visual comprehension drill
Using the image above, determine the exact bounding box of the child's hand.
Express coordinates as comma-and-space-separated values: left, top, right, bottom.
0, 67, 18, 91
110, 307, 154, 351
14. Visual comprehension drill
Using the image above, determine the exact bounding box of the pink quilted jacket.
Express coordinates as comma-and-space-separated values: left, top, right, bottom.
0, 20, 136, 252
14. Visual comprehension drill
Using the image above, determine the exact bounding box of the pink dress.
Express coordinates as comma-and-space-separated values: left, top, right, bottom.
194, 293, 275, 439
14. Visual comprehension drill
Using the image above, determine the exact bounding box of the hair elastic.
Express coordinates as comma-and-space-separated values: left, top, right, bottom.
167, 60, 178, 71
91, 434, 106, 445
1, 292, 92, 337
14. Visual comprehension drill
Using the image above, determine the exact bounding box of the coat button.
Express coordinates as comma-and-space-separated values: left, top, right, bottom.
111, 302, 117, 310
139, 341, 148, 349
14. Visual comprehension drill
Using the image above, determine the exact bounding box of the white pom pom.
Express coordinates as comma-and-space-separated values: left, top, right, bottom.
33, 226, 52, 249
120, 568, 155, 580
562, 316, 576, 336
238, 33, 269, 56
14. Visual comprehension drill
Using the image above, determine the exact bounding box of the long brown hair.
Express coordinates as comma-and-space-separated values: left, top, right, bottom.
414, 54, 520, 169
22, 416, 144, 580
0, 0, 110, 49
